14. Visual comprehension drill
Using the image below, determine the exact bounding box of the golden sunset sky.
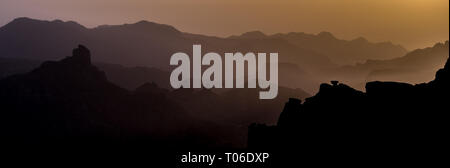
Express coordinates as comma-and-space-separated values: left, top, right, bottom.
0, 0, 448, 50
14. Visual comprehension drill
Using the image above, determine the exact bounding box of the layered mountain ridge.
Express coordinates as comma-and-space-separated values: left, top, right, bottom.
0, 17, 406, 69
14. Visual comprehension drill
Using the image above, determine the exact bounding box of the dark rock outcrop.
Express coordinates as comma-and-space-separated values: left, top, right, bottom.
249, 57, 450, 166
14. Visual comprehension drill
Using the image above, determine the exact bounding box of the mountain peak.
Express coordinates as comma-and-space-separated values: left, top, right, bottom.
63, 45, 91, 66
433, 41, 449, 48
352, 37, 369, 43
11, 17, 34, 23
4, 17, 86, 30
135, 20, 152, 25
6, 17, 41, 26
119, 20, 182, 35
317, 31, 336, 39
240, 31, 267, 39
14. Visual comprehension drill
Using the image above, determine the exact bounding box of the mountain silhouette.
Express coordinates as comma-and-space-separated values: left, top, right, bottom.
0, 45, 192, 140
0, 17, 405, 69
249, 57, 449, 166
271, 31, 407, 65
0, 45, 259, 159
1, 45, 273, 166
0, 17, 415, 93
0, 17, 446, 167
363, 41, 449, 81
229, 30, 268, 39
0, 45, 312, 151
329, 41, 449, 90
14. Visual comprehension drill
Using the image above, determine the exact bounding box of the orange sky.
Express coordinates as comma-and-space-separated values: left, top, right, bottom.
0, 0, 448, 50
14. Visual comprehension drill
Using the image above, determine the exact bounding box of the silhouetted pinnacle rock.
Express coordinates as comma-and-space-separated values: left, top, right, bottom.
31, 45, 108, 85
64, 45, 91, 66
331, 80, 339, 86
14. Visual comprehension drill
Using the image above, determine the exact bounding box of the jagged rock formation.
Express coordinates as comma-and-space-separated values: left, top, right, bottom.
249, 57, 449, 166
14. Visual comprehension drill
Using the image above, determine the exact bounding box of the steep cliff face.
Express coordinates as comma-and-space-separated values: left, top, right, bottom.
249, 57, 449, 166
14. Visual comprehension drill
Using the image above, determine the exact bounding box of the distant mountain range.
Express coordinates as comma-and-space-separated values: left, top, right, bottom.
233, 31, 407, 65
328, 41, 449, 90
0, 17, 407, 70
0, 17, 447, 93
0, 17, 416, 93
